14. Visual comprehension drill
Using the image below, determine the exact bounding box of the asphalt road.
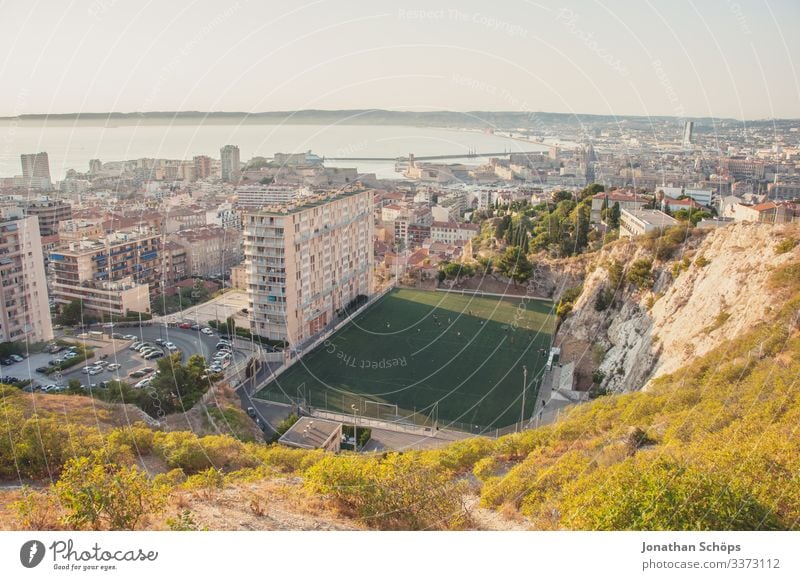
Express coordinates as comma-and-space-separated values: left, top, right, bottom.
20, 327, 247, 387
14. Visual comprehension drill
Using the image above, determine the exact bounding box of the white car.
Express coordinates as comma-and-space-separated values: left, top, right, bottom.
41, 384, 58, 392
201, 328, 213, 336
106, 363, 121, 371
134, 378, 152, 389
81, 366, 93, 374
123, 334, 137, 341
165, 342, 177, 351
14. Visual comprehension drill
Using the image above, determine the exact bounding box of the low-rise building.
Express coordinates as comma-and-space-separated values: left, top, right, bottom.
430, 221, 479, 244
278, 417, 342, 452
590, 191, 648, 221
229, 263, 248, 290
619, 209, 678, 238
169, 226, 243, 278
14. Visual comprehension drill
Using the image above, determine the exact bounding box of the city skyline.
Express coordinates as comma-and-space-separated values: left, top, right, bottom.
1, 1, 798, 120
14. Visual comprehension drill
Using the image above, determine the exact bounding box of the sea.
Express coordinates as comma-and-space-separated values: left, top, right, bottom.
0, 120, 552, 180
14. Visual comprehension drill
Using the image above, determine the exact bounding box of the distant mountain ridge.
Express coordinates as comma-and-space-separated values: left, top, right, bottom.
2, 109, 791, 127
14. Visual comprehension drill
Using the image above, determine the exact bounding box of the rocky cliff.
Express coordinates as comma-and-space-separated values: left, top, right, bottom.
554, 222, 799, 392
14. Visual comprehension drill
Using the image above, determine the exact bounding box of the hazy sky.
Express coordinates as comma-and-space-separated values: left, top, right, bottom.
0, 0, 797, 119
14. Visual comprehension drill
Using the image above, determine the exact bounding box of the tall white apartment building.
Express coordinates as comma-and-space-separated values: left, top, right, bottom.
0, 213, 54, 342
244, 189, 374, 347
220, 144, 241, 182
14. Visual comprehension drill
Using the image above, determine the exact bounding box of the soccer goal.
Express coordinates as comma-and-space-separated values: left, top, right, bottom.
363, 400, 399, 421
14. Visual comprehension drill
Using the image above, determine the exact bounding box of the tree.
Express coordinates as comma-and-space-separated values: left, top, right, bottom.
674, 207, 712, 226
494, 214, 511, 240
58, 300, 86, 327
608, 202, 621, 229
497, 246, 533, 286
574, 204, 590, 252
628, 259, 654, 290
66, 379, 84, 395
551, 190, 573, 204
55, 452, 166, 530
580, 183, 604, 201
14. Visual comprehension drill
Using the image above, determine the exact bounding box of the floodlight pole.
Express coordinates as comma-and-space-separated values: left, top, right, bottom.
351, 403, 358, 452
519, 365, 528, 432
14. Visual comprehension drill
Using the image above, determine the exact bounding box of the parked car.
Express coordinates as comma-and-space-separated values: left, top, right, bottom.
123, 334, 137, 341
144, 351, 164, 360
247, 407, 256, 418
0, 357, 15, 365
10, 354, 24, 363
35, 366, 50, 373
111, 333, 125, 339
64, 351, 79, 359
155, 338, 165, 346
201, 327, 213, 336
128, 370, 147, 378
178, 322, 191, 329
140, 367, 156, 375
216, 341, 231, 350
190, 324, 201, 330
130, 342, 143, 351
41, 384, 59, 392
81, 366, 93, 374
165, 342, 177, 351
134, 378, 152, 389
106, 363, 121, 371
2, 376, 19, 384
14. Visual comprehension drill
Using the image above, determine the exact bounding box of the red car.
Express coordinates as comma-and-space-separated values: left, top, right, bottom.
178, 322, 191, 329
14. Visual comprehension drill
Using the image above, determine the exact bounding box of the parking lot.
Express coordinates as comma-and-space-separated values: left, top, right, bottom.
2, 325, 248, 390
156, 290, 250, 328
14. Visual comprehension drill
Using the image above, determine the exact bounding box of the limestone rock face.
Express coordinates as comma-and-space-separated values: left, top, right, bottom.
555, 222, 798, 392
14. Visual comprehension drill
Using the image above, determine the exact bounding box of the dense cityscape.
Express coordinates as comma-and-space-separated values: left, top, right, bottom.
0, 3, 799, 570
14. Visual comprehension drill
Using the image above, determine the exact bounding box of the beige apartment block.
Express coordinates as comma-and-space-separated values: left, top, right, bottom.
0, 215, 54, 342
244, 189, 374, 346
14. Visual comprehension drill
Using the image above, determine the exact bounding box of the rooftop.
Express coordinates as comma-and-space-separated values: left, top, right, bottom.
279, 417, 342, 449
248, 188, 371, 216
622, 209, 678, 227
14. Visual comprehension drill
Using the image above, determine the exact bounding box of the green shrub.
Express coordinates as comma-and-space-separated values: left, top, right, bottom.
627, 259, 654, 290
774, 238, 797, 255
694, 255, 710, 268
275, 413, 299, 437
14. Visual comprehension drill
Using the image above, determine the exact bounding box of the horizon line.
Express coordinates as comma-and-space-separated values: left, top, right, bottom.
1, 109, 797, 123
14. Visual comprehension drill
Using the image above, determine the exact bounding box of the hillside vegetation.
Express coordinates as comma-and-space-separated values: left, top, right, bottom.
0, 227, 798, 531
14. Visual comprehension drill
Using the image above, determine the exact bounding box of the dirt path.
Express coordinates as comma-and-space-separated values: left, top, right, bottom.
463, 494, 531, 531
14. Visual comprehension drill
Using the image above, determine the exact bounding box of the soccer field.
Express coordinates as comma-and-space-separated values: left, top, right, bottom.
256, 288, 556, 431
